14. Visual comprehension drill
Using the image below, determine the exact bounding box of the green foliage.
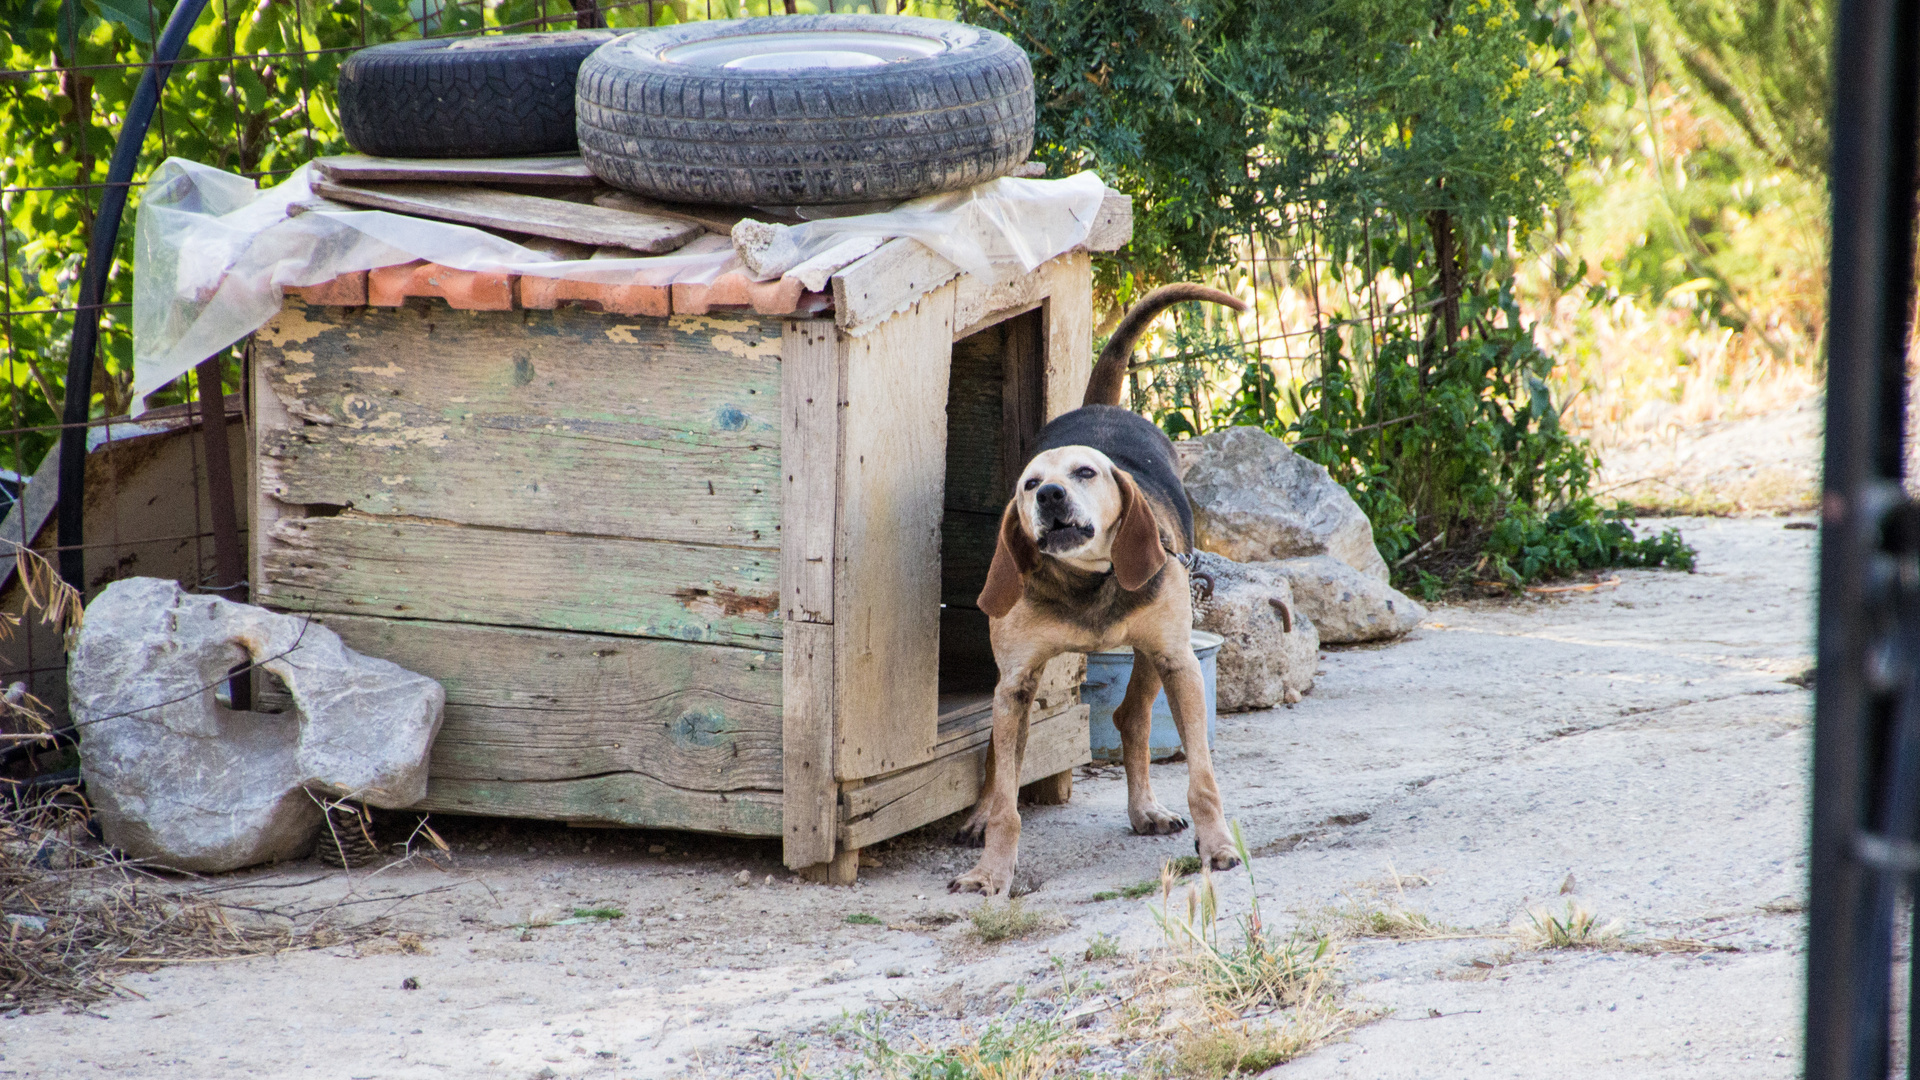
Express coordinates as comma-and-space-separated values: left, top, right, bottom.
967, 0, 1691, 588
845, 912, 883, 925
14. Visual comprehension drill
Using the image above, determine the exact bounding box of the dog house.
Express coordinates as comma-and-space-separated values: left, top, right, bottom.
249, 197, 1131, 882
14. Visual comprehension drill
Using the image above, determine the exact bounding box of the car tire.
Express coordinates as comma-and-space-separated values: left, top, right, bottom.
575, 15, 1034, 205
338, 30, 616, 158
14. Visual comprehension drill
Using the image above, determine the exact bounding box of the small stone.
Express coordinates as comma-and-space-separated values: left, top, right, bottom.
668, 912, 686, 922
764, 875, 775, 887
734, 869, 754, 887
401, 977, 420, 990
3, 914, 46, 937
755, 1032, 775, 1047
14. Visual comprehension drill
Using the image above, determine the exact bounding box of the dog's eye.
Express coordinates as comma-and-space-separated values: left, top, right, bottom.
1023, 477, 1040, 491
1072, 466, 1097, 480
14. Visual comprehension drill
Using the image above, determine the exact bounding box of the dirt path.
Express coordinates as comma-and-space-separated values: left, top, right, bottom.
0, 514, 1812, 1078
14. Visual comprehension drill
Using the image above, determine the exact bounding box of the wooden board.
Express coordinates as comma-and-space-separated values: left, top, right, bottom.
1041, 252, 1095, 420
313, 614, 780, 790
781, 620, 836, 869
779, 320, 839, 623
314, 154, 599, 186
418, 775, 782, 836
833, 285, 955, 780
831, 239, 962, 337
258, 514, 781, 647
838, 704, 1090, 850
312, 179, 703, 253
254, 302, 785, 547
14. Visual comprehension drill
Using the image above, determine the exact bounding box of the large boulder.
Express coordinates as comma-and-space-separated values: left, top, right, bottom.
70, 578, 445, 873
1270, 555, 1426, 643
1192, 553, 1320, 710
1179, 426, 1391, 581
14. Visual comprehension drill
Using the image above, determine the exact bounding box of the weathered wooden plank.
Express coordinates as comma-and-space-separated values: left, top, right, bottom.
831, 239, 962, 338
1042, 251, 1094, 420
782, 620, 836, 869
1086, 189, 1134, 252
259, 514, 781, 646
833, 285, 955, 780
417, 775, 782, 836
313, 614, 780, 790
254, 301, 785, 547
312, 179, 702, 253
780, 320, 839, 623
838, 704, 1090, 849
314, 154, 599, 186
1002, 308, 1045, 497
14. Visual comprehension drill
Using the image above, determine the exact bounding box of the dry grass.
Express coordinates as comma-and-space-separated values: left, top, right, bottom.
1162, 1003, 1356, 1079
970, 898, 1060, 944
0, 797, 384, 1013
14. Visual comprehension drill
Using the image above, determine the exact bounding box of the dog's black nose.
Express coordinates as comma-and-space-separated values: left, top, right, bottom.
1035, 483, 1066, 508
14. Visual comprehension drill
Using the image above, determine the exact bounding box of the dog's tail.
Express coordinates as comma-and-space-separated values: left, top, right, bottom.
1083, 283, 1249, 408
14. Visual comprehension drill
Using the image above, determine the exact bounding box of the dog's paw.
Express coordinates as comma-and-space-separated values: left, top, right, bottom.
1196, 835, 1240, 872
952, 822, 987, 848
948, 863, 1010, 897
1129, 801, 1190, 836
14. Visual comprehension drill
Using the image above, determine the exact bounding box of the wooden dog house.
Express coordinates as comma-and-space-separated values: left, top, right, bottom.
249, 199, 1130, 882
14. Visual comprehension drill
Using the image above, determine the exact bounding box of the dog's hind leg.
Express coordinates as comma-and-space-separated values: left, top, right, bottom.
1114, 658, 1189, 835
1152, 646, 1239, 871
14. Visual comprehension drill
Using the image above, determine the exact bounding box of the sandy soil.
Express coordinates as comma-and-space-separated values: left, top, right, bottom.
0, 507, 1815, 1078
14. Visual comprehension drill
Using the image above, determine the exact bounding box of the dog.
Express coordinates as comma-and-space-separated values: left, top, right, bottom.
949, 283, 1249, 897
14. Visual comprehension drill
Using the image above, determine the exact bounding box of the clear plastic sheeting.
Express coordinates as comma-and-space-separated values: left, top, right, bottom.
132, 157, 1108, 404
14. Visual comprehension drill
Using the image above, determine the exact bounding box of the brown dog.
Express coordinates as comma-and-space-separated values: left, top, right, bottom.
949, 283, 1248, 897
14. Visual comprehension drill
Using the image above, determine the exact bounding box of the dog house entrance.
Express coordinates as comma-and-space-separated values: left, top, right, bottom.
939, 307, 1045, 725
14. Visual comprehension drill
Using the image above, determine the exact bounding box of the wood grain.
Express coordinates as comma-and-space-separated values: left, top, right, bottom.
258, 514, 782, 647
781, 620, 836, 869
255, 301, 785, 547
831, 239, 962, 337
314, 154, 599, 186
312, 179, 702, 253
838, 704, 1090, 849
833, 285, 955, 780
312, 614, 781, 790
416, 775, 782, 835
780, 320, 839, 623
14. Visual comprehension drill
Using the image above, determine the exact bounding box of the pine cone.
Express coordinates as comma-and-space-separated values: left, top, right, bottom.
315, 803, 382, 868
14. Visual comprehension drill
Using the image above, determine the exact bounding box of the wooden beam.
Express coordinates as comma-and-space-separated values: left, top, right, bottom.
831, 239, 962, 338
314, 154, 599, 186
417, 774, 782, 836
782, 620, 836, 869
833, 285, 955, 780
1086, 189, 1134, 252
312, 179, 703, 253
1041, 251, 1094, 421
838, 704, 1090, 850
780, 320, 839, 624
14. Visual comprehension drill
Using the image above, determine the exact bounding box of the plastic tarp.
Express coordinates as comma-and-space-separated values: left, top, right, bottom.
132, 157, 1109, 404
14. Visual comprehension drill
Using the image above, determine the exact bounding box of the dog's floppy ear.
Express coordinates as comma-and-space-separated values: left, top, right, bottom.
978, 501, 1040, 618
1109, 468, 1167, 592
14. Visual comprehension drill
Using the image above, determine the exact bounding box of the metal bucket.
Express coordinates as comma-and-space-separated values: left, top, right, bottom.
1083, 630, 1223, 762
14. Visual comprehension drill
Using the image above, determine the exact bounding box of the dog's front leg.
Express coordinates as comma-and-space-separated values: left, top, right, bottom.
1154, 647, 1240, 871
949, 661, 1044, 897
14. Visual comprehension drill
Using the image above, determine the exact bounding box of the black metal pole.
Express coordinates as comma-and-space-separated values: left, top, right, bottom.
1808, 0, 1920, 1075
56, 0, 214, 594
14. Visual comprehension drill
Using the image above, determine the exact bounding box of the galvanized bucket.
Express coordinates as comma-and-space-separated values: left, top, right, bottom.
1083, 629, 1223, 762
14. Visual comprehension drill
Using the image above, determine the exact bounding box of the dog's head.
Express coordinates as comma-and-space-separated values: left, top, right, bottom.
977, 446, 1168, 618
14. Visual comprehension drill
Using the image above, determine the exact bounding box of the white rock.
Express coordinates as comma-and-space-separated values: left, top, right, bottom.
1269, 555, 1427, 643
1180, 426, 1390, 581
1192, 553, 1319, 711
70, 578, 445, 873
